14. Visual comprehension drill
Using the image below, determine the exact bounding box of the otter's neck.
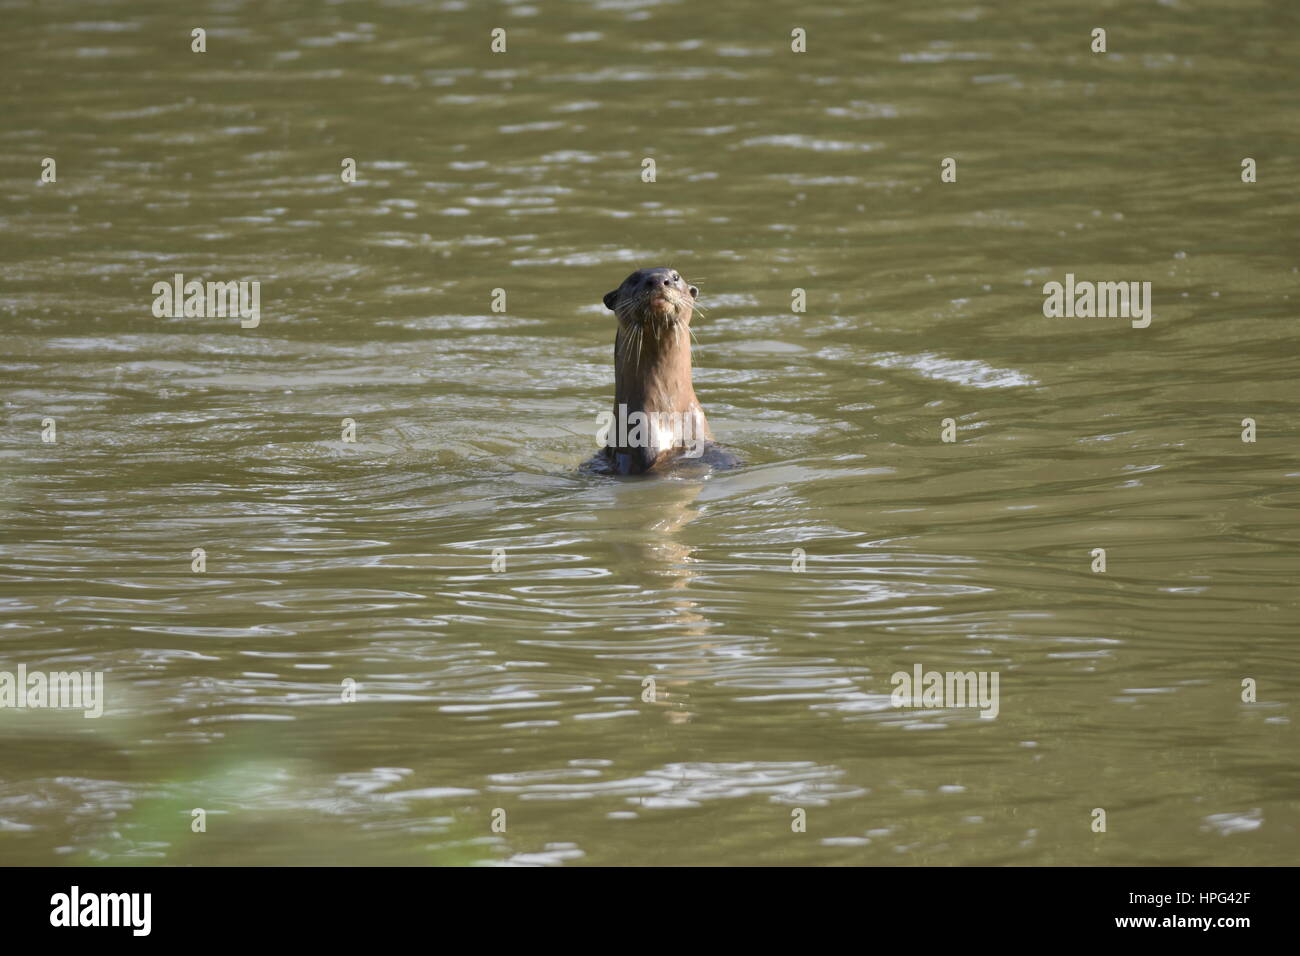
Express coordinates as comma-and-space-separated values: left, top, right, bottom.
614, 323, 699, 417
609, 320, 713, 472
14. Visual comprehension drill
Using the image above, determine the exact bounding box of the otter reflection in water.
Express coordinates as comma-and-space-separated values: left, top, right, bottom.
585, 267, 741, 476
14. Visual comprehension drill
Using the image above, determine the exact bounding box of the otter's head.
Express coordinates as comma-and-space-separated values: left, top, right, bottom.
602, 267, 699, 334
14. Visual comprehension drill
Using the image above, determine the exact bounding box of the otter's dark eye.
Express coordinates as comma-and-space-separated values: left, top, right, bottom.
671, 273, 680, 281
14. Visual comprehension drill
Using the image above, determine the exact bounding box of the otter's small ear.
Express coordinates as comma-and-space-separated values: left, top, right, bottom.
688, 285, 698, 298
603, 290, 619, 311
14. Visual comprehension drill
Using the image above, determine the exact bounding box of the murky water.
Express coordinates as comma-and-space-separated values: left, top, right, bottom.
2, 0, 1297, 865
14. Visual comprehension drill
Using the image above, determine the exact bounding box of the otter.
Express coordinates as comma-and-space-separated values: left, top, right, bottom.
586, 267, 740, 476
